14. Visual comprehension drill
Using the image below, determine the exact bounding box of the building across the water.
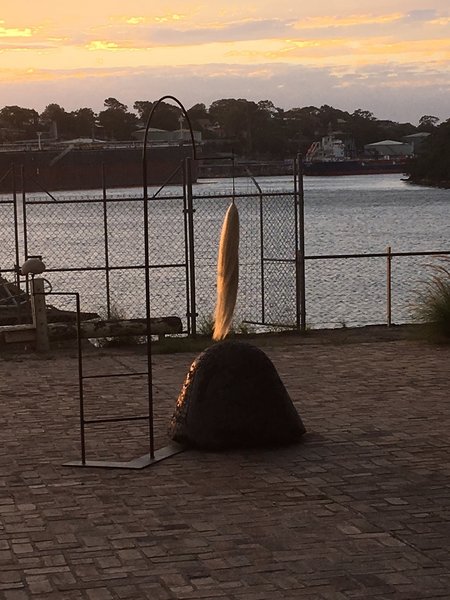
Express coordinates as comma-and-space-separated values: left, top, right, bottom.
363, 139, 413, 158
0, 127, 202, 193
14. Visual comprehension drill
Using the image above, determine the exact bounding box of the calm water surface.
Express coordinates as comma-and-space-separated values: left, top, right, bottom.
1, 173, 449, 329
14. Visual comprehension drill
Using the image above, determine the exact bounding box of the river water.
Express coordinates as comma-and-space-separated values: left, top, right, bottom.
301, 174, 449, 327
1, 173, 449, 330
184, 173, 450, 328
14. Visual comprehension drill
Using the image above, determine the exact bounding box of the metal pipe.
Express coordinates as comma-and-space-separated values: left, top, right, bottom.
12, 167, 20, 281
11, 165, 22, 323
295, 155, 306, 332
20, 166, 31, 300
387, 245, 392, 327
142, 174, 155, 459
259, 184, 266, 324
244, 166, 266, 324
186, 157, 197, 337
182, 159, 192, 335
101, 164, 111, 318
75, 293, 86, 465
83, 371, 149, 379
50, 291, 86, 463
84, 415, 150, 425
141, 95, 199, 458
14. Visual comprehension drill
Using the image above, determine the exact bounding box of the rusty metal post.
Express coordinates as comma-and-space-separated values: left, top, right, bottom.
295, 155, 306, 332
101, 164, 111, 318
386, 245, 392, 327
185, 157, 197, 337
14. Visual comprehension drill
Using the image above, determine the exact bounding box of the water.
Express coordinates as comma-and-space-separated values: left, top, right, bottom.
300, 174, 450, 327
193, 174, 450, 328
1, 173, 449, 330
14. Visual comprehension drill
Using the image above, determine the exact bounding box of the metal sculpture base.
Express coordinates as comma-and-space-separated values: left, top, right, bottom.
63, 442, 185, 470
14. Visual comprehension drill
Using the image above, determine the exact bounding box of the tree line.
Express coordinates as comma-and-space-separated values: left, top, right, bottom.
407, 119, 450, 186
0, 96, 445, 162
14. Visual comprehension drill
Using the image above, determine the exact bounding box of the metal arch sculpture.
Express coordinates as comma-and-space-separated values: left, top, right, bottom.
140, 95, 198, 462
141, 94, 198, 195
141, 95, 240, 343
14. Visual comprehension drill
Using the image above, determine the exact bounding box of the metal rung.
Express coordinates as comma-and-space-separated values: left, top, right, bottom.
84, 415, 149, 425
83, 371, 148, 379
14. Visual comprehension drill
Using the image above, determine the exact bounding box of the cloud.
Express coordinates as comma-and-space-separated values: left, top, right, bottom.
4, 8, 450, 56
78, 18, 295, 49
0, 5, 449, 124
0, 38, 60, 50
125, 17, 146, 25
403, 9, 439, 22
0, 25, 33, 38
0, 62, 448, 124
87, 41, 120, 51
145, 18, 293, 45
294, 13, 404, 29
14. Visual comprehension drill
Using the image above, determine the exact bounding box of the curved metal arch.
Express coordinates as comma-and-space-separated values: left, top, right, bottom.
141, 95, 198, 197
141, 95, 197, 460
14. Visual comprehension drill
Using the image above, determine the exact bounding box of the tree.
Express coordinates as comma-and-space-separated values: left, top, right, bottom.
187, 103, 208, 126
257, 100, 279, 118
133, 100, 152, 122
352, 109, 376, 121
0, 105, 39, 140
133, 100, 181, 131
284, 106, 322, 154
69, 108, 96, 139
98, 98, 138, 140
103, 97, 128, 112
209, 99, 262, 155
407, 119, 450, 184
39, 103, 74, 139
418, 115, 440, 132
346, 108, 381, 151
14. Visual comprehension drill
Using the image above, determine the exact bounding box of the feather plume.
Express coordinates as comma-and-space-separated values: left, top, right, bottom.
213, 202, 239, 341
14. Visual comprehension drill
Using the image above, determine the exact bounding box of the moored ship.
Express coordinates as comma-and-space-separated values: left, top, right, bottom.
304, 134, 410, 176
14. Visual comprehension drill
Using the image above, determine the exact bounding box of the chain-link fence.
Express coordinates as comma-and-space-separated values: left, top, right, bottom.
1, 164, 449, 332
190, 190, 300, 333
1, 182, 300, 332
21, 194, 190, 323
0, 197, 19, 279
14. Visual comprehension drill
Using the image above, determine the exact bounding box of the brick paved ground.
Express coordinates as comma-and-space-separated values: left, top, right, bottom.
1, 333, 450, 599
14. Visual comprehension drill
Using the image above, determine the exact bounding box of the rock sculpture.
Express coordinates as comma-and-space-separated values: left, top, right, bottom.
169, 340, 306, 450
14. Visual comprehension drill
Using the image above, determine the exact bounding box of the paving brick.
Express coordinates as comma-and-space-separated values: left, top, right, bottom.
1, 335, 450, 599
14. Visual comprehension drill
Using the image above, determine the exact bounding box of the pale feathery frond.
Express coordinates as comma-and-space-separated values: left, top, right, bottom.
213, 202, 239, 341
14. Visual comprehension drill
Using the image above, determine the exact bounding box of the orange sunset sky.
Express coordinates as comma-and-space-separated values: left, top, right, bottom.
1, 0, 449, 123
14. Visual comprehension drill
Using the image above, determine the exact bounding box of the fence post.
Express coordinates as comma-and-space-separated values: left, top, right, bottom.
31, 277, 50, 352
185, 157, 197, 337
386, 245, 392, 327
101, 164, 111, 319
295, 155, 306, 332
21, 166, 30, 298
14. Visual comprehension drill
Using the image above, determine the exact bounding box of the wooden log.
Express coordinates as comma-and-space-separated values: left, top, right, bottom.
47, 316, 183, 341
1, 324, 36, 344
0, 317, 183, 344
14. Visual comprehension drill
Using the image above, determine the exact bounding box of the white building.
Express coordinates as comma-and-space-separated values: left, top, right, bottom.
402, 132, 431, 154
364, 140, 413, 158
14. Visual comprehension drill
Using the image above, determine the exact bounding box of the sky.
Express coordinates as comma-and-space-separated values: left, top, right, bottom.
1, 0, 449, 124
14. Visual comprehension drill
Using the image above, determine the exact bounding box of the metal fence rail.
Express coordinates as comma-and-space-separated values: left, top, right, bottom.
303, 249, 450, 328
1, 161, 449, 333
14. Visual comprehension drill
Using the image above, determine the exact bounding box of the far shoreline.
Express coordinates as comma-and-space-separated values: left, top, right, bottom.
404, 177, 450, 190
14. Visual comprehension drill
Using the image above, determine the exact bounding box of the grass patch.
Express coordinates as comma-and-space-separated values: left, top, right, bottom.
92, 303, 145, 348
413, 257, 450, 342
197, 313, 256, 338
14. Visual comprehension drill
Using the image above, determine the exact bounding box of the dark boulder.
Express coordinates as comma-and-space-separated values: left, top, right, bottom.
168, 341, 306, 450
